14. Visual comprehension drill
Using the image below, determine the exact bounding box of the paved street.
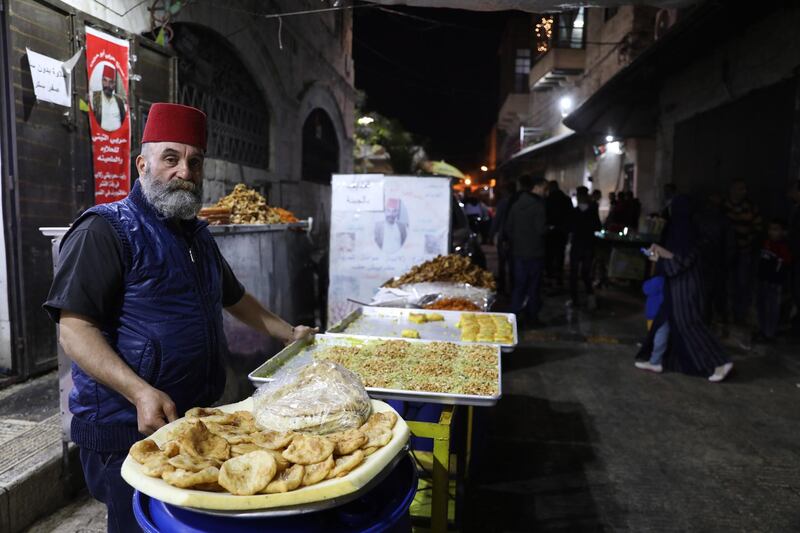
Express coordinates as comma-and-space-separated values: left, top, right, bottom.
463, 284, 800, 532
21, 280, 800, 532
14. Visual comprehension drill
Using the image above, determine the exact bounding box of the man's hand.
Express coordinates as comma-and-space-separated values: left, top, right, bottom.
132, 385, 178, 436
289, 325, 318, 345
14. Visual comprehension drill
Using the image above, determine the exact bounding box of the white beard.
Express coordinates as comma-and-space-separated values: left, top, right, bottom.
139, 173, 203, 220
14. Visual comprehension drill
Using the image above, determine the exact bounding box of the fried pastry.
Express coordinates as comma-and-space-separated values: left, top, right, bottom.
327, 429, 367, 456
327, 450, 364, 479
218, 451, 277, 496
230, 443, 264, 457
361, 425, 392, 448
141, 453, 175, 477
185, 407, 225, 418
193, 482, 226, 492
205, 421, 257, 444
251, 430, 295, 450
168, 454, 220, 472
129, 439, 161, 463
363, 411, 398, 431
161, 440, 181, 458
301, 455, 335, 487
178, 421, 230, 462
162, 466, 220, 489
282, 434, 335, 465
262, 464, 305, 494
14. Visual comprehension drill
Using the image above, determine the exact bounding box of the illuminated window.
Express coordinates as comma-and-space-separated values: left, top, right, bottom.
514, 49, 531, 92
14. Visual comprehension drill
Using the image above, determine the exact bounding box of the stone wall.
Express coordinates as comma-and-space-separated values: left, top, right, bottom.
62, 0, 355, 225
654, 7, 800, 210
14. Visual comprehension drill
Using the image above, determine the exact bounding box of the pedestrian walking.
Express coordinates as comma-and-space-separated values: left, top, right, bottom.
724, 180, 763, 324
635, 195, 733, 382
506, 175, 548, 328
695, 193, 736, 330
491, 181, 518, 294
754, 219, 791, 342
567, 191, 601, 309
545, 180, 573, 288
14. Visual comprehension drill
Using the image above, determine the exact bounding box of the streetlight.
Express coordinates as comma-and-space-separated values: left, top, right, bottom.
559, 96, 573, 117
357, 116, 374, 126
464, 178, 472, 186
480, 165, 488, 172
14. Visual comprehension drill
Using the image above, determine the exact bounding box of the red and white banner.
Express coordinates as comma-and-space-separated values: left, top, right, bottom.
85, 26, 130, 204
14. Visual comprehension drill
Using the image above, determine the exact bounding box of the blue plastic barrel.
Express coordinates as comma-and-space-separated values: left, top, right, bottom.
133, 454, 417, 533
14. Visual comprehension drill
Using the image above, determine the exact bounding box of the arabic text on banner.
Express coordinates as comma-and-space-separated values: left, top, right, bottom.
85, 26, 131, 205
26, 48, 71, 107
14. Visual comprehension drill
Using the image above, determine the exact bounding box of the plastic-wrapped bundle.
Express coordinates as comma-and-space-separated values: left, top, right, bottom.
371, 282, 495, 311
253, 361, 371, 435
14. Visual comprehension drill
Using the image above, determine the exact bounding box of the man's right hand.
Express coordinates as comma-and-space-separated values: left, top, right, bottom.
133, 386, 178, 435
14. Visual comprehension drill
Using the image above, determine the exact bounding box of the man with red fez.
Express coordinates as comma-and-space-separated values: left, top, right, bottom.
44, 103, 316, 531
92, 63, 126, 131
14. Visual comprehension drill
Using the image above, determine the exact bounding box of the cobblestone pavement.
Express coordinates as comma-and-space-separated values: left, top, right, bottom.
25, 492, 105, 533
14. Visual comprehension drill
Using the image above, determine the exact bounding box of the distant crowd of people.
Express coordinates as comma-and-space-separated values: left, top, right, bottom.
485, 174, 800, 382
490, 175, 609, 328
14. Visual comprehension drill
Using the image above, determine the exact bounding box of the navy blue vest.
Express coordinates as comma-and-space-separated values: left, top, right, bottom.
67, 181, 227, 451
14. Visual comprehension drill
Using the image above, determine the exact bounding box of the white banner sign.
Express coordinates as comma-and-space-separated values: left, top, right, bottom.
327, 174, 452, 326
26, 48, 75, 107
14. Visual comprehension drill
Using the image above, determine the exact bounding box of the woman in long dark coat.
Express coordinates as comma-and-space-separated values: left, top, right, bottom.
635, 195, 733, 382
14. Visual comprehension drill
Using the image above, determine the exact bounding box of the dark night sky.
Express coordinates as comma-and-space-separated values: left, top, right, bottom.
353, 6, 513, 175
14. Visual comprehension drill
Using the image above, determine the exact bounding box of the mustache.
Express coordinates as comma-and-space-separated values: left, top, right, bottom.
166, 180, 196, 192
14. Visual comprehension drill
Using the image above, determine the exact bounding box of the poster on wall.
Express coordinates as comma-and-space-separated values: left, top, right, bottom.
85, 26, 130, 204
327, 174, 452, 326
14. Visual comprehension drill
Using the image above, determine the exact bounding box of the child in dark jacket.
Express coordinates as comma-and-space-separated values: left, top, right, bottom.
568, 191, 602, 309
755, 219, 792, 341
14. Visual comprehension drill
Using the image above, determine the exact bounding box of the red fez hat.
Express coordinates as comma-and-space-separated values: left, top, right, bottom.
102, 64, 116, 79
141, 103, 207, 150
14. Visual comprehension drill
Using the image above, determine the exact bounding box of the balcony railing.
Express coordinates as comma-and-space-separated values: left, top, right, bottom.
535, 8, 586, 57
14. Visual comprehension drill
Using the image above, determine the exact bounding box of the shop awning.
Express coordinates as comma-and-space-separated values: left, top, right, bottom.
510, 130, 574, 159
498, 130, 575, 170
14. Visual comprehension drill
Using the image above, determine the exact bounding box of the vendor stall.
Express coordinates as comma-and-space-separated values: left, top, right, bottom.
594, 229, 658, 281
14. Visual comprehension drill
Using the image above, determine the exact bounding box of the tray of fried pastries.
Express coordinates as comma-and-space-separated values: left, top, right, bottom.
327, 306, 517, 352
121, 398, 410, 515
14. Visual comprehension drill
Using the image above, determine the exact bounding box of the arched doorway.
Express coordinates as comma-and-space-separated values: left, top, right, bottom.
170, 23, 270, 169
302, 108, 340, 184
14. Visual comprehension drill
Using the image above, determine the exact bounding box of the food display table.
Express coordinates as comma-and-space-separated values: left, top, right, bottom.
250, 333, 501, 532
594, 230, 657, 281
327, 306, 518, 353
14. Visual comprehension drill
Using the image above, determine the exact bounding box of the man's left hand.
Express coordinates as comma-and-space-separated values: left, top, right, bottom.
289, 325, 318, 344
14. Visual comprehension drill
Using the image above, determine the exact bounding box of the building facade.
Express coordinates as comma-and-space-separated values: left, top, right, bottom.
0, 0, 355, 379
494, 6, 666, 218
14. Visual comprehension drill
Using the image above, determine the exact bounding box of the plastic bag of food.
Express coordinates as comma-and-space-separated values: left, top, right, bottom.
370, 282, 494, 311
252, 360, 371, 435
